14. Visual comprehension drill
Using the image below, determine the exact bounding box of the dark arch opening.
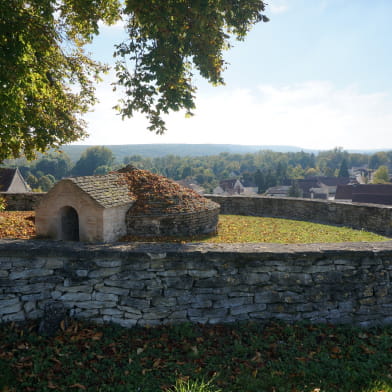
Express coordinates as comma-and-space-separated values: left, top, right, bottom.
60, 206, 79, 241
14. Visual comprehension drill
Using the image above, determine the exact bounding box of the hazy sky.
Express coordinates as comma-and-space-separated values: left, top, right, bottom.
80, 0, 392, 150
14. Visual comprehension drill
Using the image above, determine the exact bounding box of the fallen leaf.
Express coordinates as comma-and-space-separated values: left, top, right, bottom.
70, 384, 87, 390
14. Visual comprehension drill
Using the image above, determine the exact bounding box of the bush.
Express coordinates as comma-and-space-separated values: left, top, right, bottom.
0, 196, 6, 211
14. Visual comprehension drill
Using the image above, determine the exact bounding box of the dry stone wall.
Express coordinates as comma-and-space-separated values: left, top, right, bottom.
206, 195, 392, 236
0, 240, 391, 327
126, 208, 219, 237
1, 192, 45, 211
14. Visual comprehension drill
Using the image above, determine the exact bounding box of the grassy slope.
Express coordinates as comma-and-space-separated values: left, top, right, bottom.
121, 215, 389, 244
0, 320, 391, 392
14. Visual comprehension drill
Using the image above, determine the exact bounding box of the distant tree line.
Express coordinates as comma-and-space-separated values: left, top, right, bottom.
2, 146, 392, 192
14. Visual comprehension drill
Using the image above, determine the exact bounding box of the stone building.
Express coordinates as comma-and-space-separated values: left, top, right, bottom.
35, 166, 220, 242
0, 167, 30, 193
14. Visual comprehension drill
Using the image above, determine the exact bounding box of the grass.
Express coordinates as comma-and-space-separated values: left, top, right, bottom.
0, 211, 388, 243
121, 215, 389, 244
0, 320, 391, 392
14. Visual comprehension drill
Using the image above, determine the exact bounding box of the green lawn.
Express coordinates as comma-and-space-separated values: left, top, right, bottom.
121, 215, 389, 244
0, 320, 391, 392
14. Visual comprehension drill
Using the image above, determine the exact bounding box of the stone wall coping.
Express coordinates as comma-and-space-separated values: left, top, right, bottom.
2, 238, 392, 256
205, 194, 392, 209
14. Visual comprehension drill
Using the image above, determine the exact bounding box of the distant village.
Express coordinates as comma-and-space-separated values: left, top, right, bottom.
2, 146, 392, 206
176, 165, 392, 205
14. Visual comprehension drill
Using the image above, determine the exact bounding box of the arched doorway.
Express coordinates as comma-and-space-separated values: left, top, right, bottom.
60, 206, 79, 241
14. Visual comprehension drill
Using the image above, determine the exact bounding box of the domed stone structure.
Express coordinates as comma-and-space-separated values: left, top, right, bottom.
117, 165, 220, 238
35, 165, 219, 242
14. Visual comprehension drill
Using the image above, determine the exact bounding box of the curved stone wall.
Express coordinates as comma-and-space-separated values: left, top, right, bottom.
1, 192, 45, 211
4, 192, 392, 238
0, 240, 391, 327
206, 195, 392, 236
126, 206, 219, 237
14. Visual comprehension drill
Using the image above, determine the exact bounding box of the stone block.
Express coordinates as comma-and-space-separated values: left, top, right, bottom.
51, 291, 62, 300
0, 302, 22, 315
255, 291, 279, 304
295, 303, 313, 312
76, 270, 89, 277
88, 267, 120, 278
45, 258, 64, 269
95, 260, 122, 268
104, 279, 145, 290
151, 296, 177, 307
60, 292, 91, 302
157, 270, 188, 277
100, 308, 123, 316
213, 296, 253, 309
57, 284, 93, 293
241, 273, 270, 285
143, 310, 171, 320
187, 270, 217, 278
2, 311, 25, 322
9, 269, 53, 280
93, 292, 118, 302
121, 297, 150, 309
24, 301, 36, 314
21, 292, 50, 301
162, 276, 193, 289
95, 285, 129, 296
118, 305, 142, 315
170, 310, 187, 319
0, 295, 19, 307
71, 308, 100, 318
12, 258, 46, 268
74, 300, 116, 309
230, 304, 265, 316
190, 298, 212, 309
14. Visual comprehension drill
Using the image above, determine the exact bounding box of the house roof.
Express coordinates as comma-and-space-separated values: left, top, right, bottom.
317, 177, 351, 187
335, 184, 392, 205
335, 185, 353, 200
67, 173, 134, 208
0, 168, 16, 192
352, 184, 392, 205
265, 186, 291, 197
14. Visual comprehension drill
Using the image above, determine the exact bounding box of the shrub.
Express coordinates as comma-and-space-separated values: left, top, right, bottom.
0, 196, 6, 211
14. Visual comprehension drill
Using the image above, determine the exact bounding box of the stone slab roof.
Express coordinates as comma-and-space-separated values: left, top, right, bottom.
68, 173, 134, 208
0, 168, 17, 192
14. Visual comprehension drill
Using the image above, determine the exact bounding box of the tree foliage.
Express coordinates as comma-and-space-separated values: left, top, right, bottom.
372, 165, 390, 184
113, 0, 268, 133
72, 146, 114, 176
338, 159, 349, 178
0, 0, 121, 161
0, 0, 268, 161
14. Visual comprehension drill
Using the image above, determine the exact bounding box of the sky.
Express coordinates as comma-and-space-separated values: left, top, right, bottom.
79, 0, 392, 151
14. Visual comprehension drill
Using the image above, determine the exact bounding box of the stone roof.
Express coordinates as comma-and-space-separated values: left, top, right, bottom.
68, 173, 134, 208
65, 166, 219, 214
117, 165, 219, 215
0, 168, 15, 191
